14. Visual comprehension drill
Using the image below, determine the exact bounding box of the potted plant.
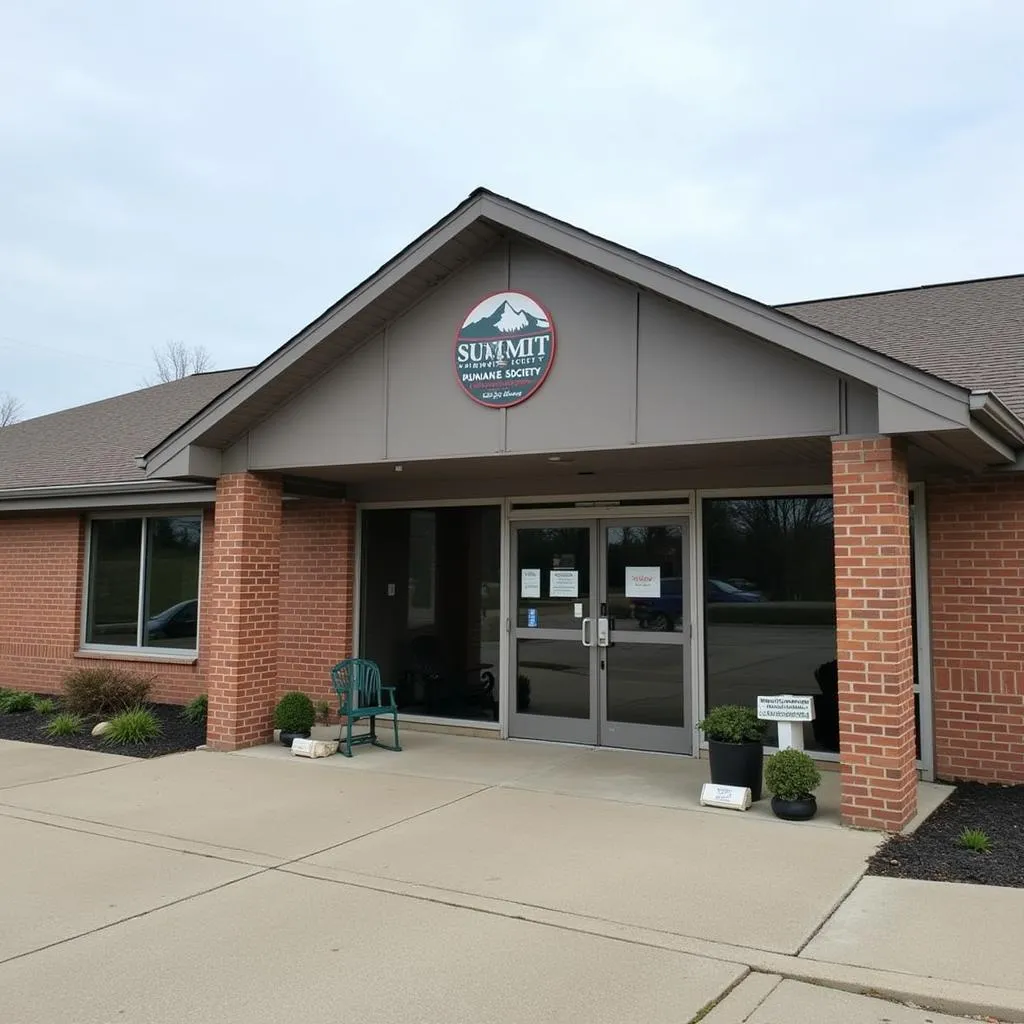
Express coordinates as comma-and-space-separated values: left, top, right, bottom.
698, 704, 766, 801
764, 748, 821, 821
310, 699, 340, 741
274, 692, 315, 747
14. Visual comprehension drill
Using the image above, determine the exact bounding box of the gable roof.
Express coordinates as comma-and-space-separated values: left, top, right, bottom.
0, 369, 248, 494
143, 188, 1024, 476
782, 274, 1024, 418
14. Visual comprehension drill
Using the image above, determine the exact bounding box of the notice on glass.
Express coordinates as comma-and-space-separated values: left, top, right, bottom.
520, 568, 541, 599
549, 569, 579, 598
625, 566, 661, 598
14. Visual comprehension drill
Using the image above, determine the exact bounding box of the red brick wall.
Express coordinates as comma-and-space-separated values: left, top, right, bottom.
205, 473, 283, 751
0, 510, 210, 704
278, 499, 356, 704
833, 437, 917, 831
928, 477, 1024, 783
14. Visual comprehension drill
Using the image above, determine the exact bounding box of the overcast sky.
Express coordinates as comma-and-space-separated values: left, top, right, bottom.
2, 0, 1022, 419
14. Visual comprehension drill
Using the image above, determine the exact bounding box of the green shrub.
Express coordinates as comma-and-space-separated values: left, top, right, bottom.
62, 669, 153, 716
314, 699, 332, 725
181, 694, 208, 724
764, 748, 822, 800
101, 707, 162, 746
44, 713, 83, 737
274, 692, 315, 734
0, 690, 36, 713
957, 828, 992, 854
698, 705, 765, 744
32, 697, 58, 715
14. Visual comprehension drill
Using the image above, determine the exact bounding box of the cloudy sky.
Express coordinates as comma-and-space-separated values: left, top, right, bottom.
2, 0, 1022, 419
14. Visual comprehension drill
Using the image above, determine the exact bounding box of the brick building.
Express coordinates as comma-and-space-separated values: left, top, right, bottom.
2, 190, 1022, 830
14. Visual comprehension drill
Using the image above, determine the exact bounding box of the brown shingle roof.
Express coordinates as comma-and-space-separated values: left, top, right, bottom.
779, 274, 1024, 418
0, 369, 249, 492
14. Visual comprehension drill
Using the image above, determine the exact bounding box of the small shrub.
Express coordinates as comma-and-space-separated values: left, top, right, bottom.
44, 713, 83, 737
698, 705, 765, 744
101, 706, 162, 746
0, 690, 36, 713
62, 669, 153, 716
181, 694, 208, 724
764, 748, 822, 800
958, 828, 992, 854
274, 692, 315, 734
33, 697, 58, 715
314, 700, 332, 725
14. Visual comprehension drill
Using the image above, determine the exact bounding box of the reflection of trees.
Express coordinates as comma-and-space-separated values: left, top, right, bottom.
607, 526, 681, 580
704, 497, 834, 601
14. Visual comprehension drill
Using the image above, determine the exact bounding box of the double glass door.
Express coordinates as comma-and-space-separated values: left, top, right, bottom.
510, 518, 691, 753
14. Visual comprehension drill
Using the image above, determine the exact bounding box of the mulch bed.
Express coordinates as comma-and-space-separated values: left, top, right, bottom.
0, 698, 205, 759
867, 782, 1024, 887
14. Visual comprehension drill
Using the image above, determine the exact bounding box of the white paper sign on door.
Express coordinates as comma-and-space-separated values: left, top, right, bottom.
520, 568, 541, 599
549, 569, 579, 598
625, 566, 661, 598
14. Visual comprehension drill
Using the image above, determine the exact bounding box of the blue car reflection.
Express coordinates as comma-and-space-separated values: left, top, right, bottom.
632, 578, 763, 631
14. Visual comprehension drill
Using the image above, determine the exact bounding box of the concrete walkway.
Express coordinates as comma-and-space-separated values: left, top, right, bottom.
0, 735, 1020, 1023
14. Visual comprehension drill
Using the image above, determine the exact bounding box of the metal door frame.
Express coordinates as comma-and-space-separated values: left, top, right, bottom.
508, 519, 600, 744
596, 517, 691, 754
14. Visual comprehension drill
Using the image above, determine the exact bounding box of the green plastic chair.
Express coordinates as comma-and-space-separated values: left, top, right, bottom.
330, 658, 401, 757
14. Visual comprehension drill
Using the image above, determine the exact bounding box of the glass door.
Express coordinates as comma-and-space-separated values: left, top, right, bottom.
510, 522, 598, 744
599, 520, 690, 753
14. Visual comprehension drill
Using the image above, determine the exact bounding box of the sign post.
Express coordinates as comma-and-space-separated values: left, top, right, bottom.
756, 694, 815, 752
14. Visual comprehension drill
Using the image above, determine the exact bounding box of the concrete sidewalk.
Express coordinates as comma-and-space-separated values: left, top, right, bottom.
0, 736, 1021, 1023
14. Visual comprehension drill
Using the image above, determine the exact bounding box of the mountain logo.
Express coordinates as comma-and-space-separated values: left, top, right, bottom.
454, 291, 556, 408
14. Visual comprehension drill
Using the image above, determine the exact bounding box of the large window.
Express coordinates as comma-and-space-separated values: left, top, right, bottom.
703, 496, 837, 751
85, 515, 202, 651
360, 505, 501, 721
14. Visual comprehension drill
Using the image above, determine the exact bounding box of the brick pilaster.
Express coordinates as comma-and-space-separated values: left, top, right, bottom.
832, 436, 916, 830
206, 472, 283, 751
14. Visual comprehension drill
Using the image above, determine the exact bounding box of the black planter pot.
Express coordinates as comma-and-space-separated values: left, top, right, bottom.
279, 730, 310, 747
770, 795, 818, 821
707, 739, 763, 802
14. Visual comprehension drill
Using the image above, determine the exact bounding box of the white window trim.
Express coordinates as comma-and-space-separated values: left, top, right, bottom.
79, 509, 204, 658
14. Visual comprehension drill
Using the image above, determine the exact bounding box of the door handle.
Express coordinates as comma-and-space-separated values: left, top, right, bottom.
581, 618, 593, 647
597, 617, 610, 647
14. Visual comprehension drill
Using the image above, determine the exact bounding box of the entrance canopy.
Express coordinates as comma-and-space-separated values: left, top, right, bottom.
140, 189, 1024, 485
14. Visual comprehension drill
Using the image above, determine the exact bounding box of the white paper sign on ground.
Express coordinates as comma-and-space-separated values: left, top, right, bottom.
549, 569, 579, 598
625, 566, 661, 598
520, 568, 541, 598
699, 783, 751, 810
757, 694, 815, 722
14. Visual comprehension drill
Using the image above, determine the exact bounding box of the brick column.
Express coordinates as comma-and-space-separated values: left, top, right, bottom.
832, 436, 916, 830
206, 472, 283, 751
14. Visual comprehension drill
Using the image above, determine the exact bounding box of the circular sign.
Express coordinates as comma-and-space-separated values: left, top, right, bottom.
453, 291, 556, 408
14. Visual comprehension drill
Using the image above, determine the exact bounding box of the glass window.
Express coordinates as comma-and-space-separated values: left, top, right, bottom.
360, 506, 501, 721
703, 496, 838, 751
85, 515, 202, 651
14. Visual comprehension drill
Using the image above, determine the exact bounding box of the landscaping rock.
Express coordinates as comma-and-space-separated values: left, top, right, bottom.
91, 721, 112, 737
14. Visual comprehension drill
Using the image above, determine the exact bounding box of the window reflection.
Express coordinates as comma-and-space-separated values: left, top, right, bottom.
703, 497, 838, 751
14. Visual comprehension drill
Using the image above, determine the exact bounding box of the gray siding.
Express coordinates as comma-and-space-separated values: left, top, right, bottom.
245, 239, 849, 471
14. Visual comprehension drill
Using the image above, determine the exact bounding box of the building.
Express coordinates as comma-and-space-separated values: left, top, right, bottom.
2, 189, 1022, 831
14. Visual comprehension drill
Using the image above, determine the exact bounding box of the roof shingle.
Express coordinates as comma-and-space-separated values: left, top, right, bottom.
780, 274, 1024, 417
0, 369, 249, 492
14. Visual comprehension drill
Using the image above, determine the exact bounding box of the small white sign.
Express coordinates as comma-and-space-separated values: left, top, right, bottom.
625, 566, 661, 598
573, 602, 584, 619
521, 568, 541, 599
549, 569, 579, 598
757, 694, 815, 722
699, 783, 751, 811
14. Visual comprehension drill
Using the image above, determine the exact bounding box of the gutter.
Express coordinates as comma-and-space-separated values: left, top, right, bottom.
968, 392, 1024, 450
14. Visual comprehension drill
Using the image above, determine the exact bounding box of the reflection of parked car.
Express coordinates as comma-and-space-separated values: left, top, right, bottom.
147, 599, 198, 641
706, 579, 763, 603
632, 577, 683, 631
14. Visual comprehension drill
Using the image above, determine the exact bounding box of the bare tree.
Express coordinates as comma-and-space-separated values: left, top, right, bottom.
0, 391, 23, 427
146, 341, 214, 384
